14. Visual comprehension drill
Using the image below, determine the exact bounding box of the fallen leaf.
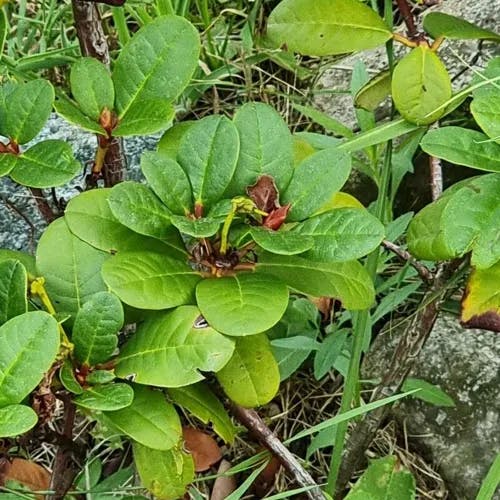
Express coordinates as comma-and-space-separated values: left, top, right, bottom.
251, 455, 281, 497
0, 458, 50, 500
183, 427, 222, 472
210, 459, 237, 500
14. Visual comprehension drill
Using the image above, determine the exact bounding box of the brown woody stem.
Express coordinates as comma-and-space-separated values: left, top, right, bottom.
29, 188, 57, 223
395, 0, 418, 39
382, 239, 434, 283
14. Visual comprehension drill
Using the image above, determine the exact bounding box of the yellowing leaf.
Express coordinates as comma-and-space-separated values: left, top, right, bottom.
461, 261, 500, 332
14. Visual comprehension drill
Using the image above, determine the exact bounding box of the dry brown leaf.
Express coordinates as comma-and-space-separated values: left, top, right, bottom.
0, 458, 50, 500
183, 427, 222, 472
210, 459, 237, 500
251, 455, 281, 497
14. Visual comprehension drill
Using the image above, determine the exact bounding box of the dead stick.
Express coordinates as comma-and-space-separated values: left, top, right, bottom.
382, 239, 434, 283
232, 405, 326, 500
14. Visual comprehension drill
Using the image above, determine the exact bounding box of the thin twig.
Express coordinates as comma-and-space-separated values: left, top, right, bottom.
231, 405, 326, 500
29, 188, 58, 224
382, 239, 434, 283
428, 124, 443, 201
395, 0, 418, 39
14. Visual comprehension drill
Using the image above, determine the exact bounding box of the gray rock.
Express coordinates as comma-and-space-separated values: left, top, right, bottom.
314, 0, 500, 129
363, 314, 500, 500
0, 114, 158, 252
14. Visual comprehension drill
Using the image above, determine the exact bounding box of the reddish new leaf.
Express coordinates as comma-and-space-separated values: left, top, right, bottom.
263, 204, 291, 230
183, 427, 222, 472
247, 175, 279, 213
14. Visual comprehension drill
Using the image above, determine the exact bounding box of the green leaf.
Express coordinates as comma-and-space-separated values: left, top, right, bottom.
108, 182, 172, 240
72, 291, 124, 366
344, 455, 416, 500
113, 99, 174, 136
228, 102, 294, 195
177, 115, 239, 211
54, 94, 106, 134
36, 218, 109, 320
471, 91, 500, 144
282, 148, 351, 221
65, 189, 185, 257
407, 174, 500, 266
0, 405, 38, 438
116, 306, 234, 387
59, 360, 84, 395
0, 153, 17, 177
168, 383, 236, 444
392, 46, 451, 125
355, 69, 391, 112
250, 227, 314, 255
461, 261, 500, 332
314, 329, 349, 380
292, 103, 354, 138
112, 15, 200, 119
74, 383, 134, 411
86, 370, 115, 385
267, 0, 392, 56
423, 12, 500, 41
196, 273, 289, 336
102, 251, 200, 310
292, 208, 385, 262
257, 253, 375, 309
1, 80, 54, 144
0, 9, 6, 56
420, 126, 500, 172
133, 442, 194, 500
170, 215, 221, 238
476, 453, 500, 500
0, 311, 59, 406
141, 151, 192, 215
0, 250, 36, 277
0, 260, 27, 325
9, 140, 81, 188
70, 57, 114, 121
104, 385, 181, 450
157, 121, 195, 159
402, 378, 455, 407
216, 334, 280, 408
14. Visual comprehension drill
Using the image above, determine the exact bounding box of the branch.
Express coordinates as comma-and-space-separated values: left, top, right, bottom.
231, 405, 326, 500
382, 239, 434, 283
395, 0, 418, 40
29, 188, 58, 224
334, 259, 464, 496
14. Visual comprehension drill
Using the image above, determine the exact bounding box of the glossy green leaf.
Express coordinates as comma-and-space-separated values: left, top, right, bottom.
476, 452, 500, 500
267, 0, 392, 56
282, 148, 351, 221
54, 94, 106, 134
112, 15, 200, 119
228, 102, 294, 195
423, 12, 500, 41
9, 140, 80, 188
116, 306, 234, 387
108, 182, 172, 240
292, 208, 385, 262
65, 189, 185, 257
461, 261, 500, 332
392, 46, 451, 125
0, 80, 54, 143
0, 260, 27, 325
0, 9, 6, 56
36, 218, 109, 319
133, 442, 194, 500
59, 360, 84, 395
407, 174, 500, 266
157, 121, 195, 159
344, 455, 416, 500
0, 250, 36, 277
196, 273, 289, 336
70, 57, 114, 121
72, 292, 124, 366
170, 215, 221, 238
0, 311, 59, 406
74, 383, 134, 411
355, 69, 391, 111
113, 99, 174, 136
0, 405, 38, 438
250, 227, 314, 255
420, 126, 500, 172
104, 385, 181, 450
471, 91, 500, 144
141, 151, 192, 215
0, 153, 17, 177
169, 383, 236, 444
402, 378, 455, 407
216, 334, 280, 408
257, 253, 375, 309
102, 251, 200, 309
177, 115, 239, 210
86, 370, 115, 385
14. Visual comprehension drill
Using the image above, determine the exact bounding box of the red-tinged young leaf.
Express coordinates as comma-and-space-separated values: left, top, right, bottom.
461, 261, 500, 332
263, 204, 291, 230
182, 427, 222, 472
246, 175, 279, 213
